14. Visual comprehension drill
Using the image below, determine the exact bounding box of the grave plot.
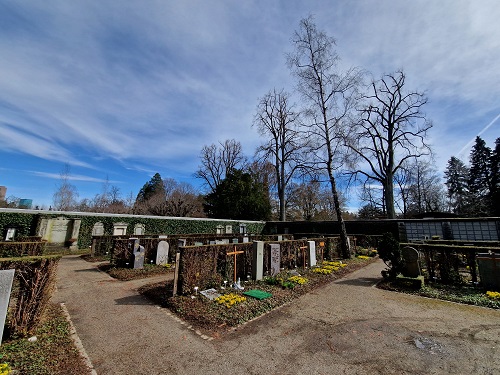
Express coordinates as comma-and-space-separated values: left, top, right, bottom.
140, 239, 379, 336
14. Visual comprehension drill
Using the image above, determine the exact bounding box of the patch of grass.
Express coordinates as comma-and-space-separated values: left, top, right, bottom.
0, 304, 90, 375
140, 257, 377, 336
378, 280, 500, 309
98, 263, 172, 281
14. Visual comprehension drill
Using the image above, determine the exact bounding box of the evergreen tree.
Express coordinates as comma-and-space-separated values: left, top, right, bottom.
468, 136, 491, 216
489, 137, 500, 215
135, 173, 165, 206
204, 169, 271, 220
444, 156, 469, 215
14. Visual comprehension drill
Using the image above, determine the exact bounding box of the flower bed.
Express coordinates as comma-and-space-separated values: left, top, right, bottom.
139, 257, 378, 336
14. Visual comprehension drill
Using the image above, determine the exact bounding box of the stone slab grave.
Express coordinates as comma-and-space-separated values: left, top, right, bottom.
401, 246, 421, 278
270, 243, 280, 276
200, 288, 221, 300
0, 269, 15, 345
156, 241, 169, 265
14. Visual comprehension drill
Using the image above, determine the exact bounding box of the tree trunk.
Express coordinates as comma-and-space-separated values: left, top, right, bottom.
385, 176, 396, 219
329, 175, 351, 258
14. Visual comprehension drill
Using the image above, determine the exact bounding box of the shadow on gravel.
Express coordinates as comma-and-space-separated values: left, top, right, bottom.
335, 277, 381, 287
114, 295, 153, 305
74, 268, 102, 273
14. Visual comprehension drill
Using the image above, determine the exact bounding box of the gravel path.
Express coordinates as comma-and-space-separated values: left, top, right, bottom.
53, 255, 500, 375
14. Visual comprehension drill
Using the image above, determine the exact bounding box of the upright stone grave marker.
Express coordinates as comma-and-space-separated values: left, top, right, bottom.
252, 241, 264, 280
270, 243, 280, 276
401, 246, 421, 277
0, 269, 15, 345
242, 237, 249, 243
130, 238, 145, 269
156, 241, 169, 265
308, 241, 317, 267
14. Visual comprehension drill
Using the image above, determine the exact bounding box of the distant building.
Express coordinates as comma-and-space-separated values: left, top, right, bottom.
0, 186, 6, 201
19, 199, 33, 209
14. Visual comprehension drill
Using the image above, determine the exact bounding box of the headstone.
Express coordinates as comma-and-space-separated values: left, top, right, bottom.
49, 217, 71, 244
194, 242, 203, 246
134, 224, 145, 236
252, 241, 264, 280
209, 241, 216, 245
133, 244, 145, 269
0, 269, 15, 345
239, 224, 247, 234
216, 225, 224, 235
215, 240, 225, 245
401, 246, 421, 278
308, 241, 317, 267
5, 228, 16, 241
178, 239, 187, 247
477, 253, 500, 290
225, 225, 232, 234
113, 222, 128, 236
270, 243, 281, 276
242, 237, 249, 243
92, 222, 104, 236
277, 235, 283, 241
200, 288, 221, 301
158, 235, 168, 239
156, 241, 169, 265
222, 239, 230, 244
232, 238, 239, 244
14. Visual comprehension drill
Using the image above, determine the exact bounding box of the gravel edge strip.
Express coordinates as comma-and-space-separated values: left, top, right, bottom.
60, 303, 98, 375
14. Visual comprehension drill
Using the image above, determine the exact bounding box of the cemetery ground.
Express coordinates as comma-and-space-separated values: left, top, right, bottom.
2, 253, 500, 374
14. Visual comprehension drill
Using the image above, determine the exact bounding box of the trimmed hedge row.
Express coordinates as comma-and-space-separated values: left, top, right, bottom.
0, 241, 45, 258
0, 255, 61, 337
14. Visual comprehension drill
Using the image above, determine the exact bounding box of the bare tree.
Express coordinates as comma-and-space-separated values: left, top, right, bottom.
254, 88, 303, 221
348, 70, 432, 219
287, 16, 363, 258
53, 164, 79, 211
195, 139, 246, 193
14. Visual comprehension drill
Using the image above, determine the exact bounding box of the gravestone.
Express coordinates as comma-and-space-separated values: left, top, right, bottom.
225, 225, 232, 234
209, 241, 216, 245
401, 246, 421, 277
158, 235, 168, 239
232, 238, 239, 244
239, 224, 247, 234
270, 243, 281, 276
200, 288, 221, 301
194, 242, 203, 246
216, 225, 224, 235
308, 241, 317, 267
252, 241, 264, 280
477, 253, 500, 290
134, 224, 145, 236
113, 222, 128, 236
277, 235, 283, 241
156, 241, 169, 265
4, 227, 16, 241
242, 237, 249, 243
178, 239, 187, 248
0, 269, 15, 345
133, 243, 145, 269
92, 222, 104, 236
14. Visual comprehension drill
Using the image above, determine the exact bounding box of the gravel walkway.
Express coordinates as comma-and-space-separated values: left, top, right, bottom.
53, 255, 500, 374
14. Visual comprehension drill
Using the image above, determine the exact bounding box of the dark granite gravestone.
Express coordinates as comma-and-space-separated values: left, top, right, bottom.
401, 246, 421, 278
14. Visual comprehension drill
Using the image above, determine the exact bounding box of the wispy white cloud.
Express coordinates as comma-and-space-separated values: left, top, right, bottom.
1, 0, 500, 206
30, 171, 121, 184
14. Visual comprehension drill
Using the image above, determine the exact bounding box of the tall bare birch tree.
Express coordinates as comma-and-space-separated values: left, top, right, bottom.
287, 16, 362, 258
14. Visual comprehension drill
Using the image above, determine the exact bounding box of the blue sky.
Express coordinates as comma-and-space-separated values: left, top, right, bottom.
1, 1, 499, 210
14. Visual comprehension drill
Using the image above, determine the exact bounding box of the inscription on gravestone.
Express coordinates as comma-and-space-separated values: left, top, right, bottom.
0, 269, 15, 346
270, 244, 280, 276
156, 241, 169, 265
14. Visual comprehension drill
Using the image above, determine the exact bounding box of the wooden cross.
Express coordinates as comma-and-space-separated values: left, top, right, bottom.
227, 247, 244, 283
299, 246, 308, 268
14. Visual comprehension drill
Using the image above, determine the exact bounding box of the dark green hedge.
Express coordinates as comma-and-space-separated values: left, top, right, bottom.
0, 212, 39, 239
